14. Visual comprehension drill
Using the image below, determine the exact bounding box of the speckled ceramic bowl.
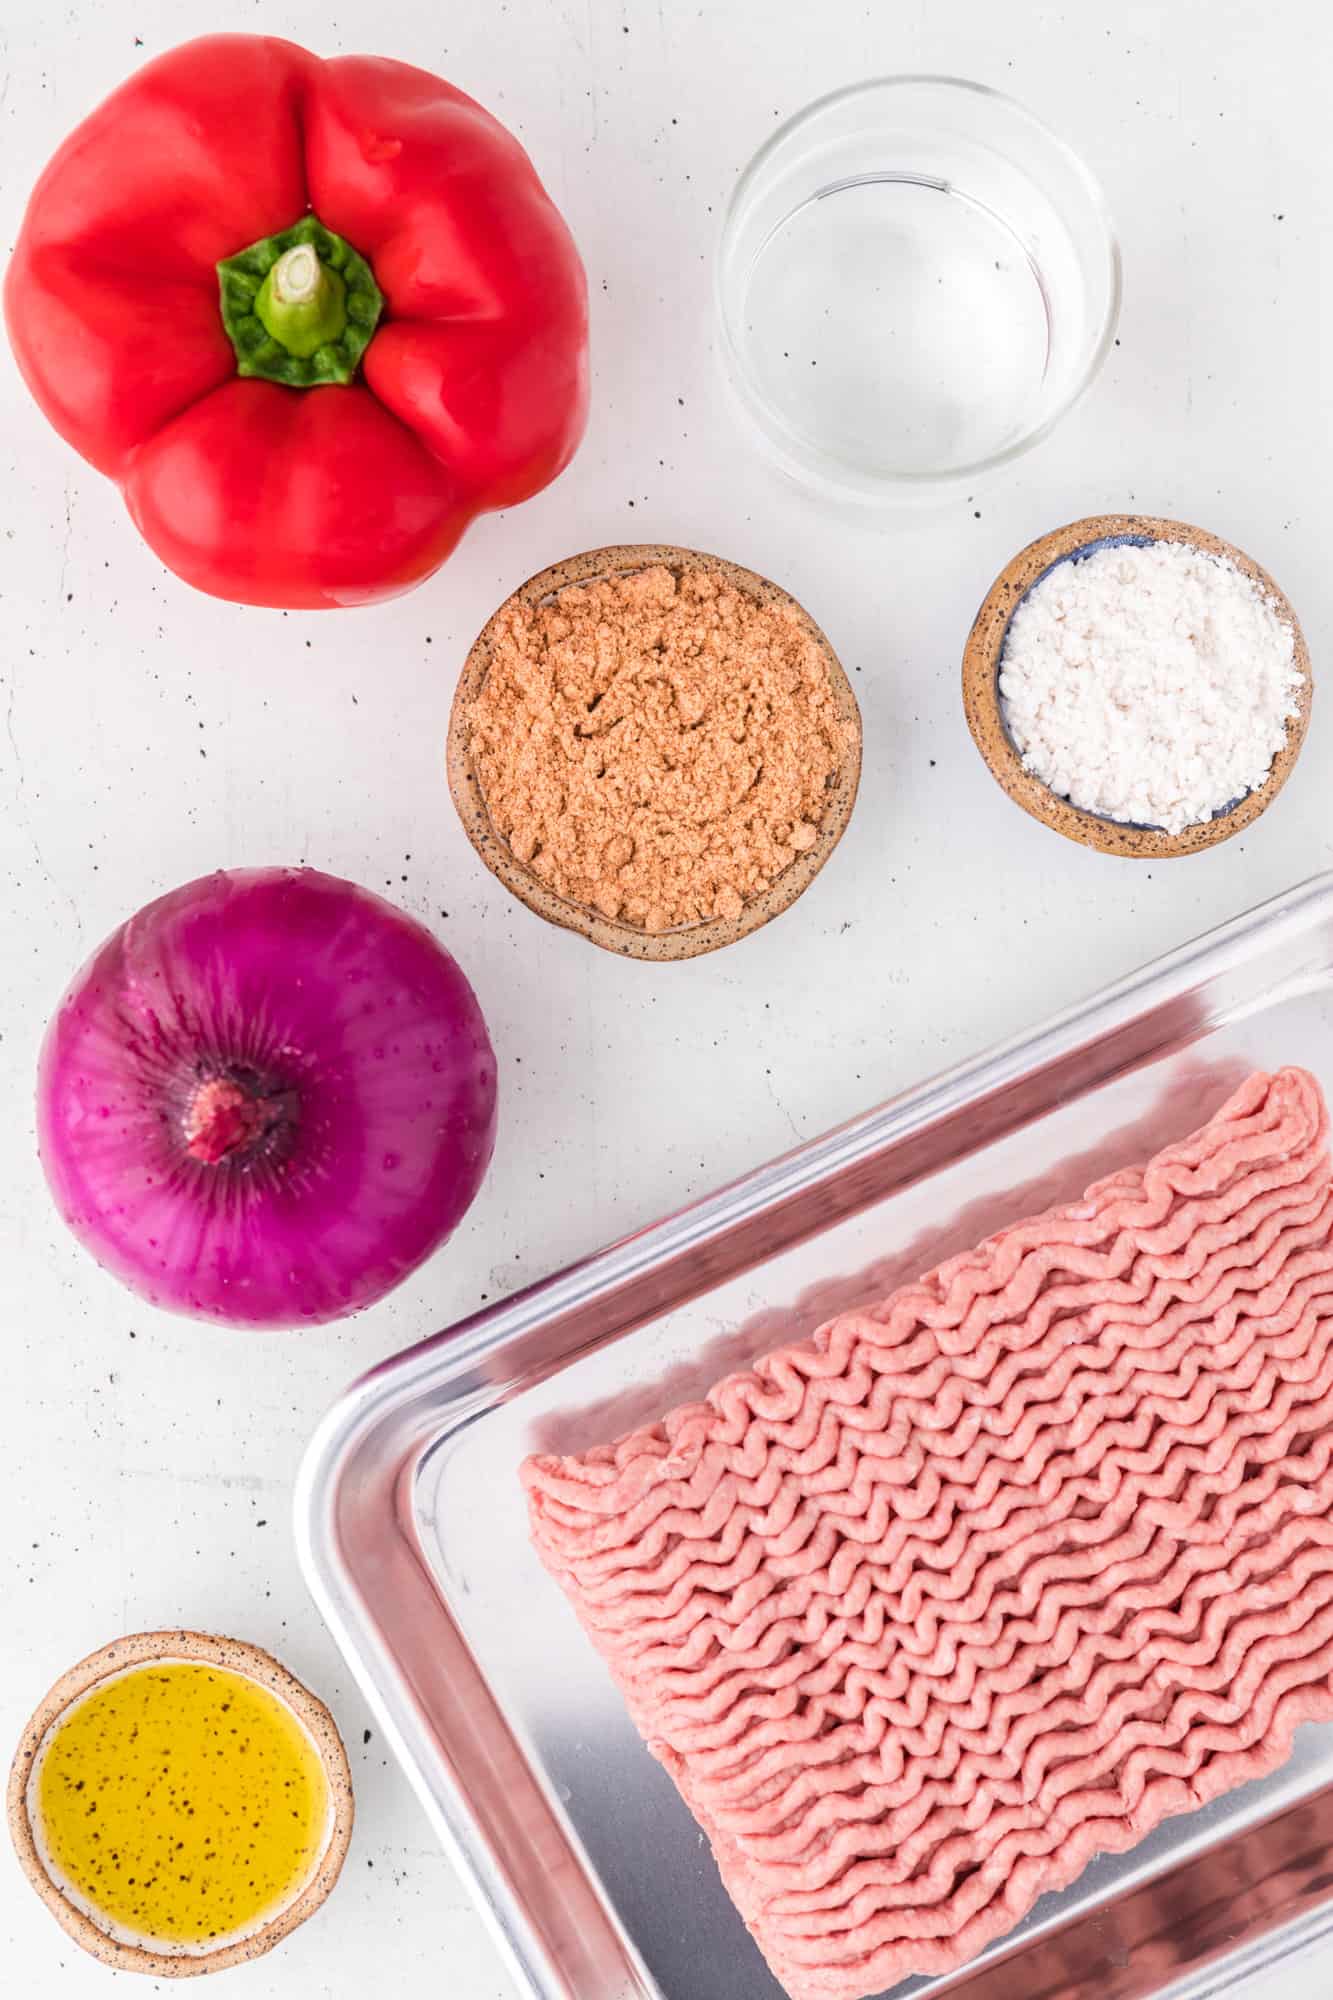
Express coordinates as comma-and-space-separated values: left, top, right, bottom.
7, 1630, 354, 1978
962, 513, 1312, 858
447, 544, 862, 960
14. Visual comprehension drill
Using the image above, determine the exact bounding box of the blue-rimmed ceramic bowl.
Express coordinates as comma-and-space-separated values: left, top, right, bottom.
962, 513, 1312, 857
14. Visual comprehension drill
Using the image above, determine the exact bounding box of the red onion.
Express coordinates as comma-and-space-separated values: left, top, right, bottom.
37, 868, 497, 1327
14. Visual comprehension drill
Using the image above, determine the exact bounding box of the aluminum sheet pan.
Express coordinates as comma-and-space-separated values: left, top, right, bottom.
296, 872, 1333, 2000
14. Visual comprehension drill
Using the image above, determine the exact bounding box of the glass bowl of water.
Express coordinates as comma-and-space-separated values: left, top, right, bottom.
715, 77, 1121, 500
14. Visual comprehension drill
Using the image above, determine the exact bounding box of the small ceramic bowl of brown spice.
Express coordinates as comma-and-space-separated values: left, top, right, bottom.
447, 544, 862, 960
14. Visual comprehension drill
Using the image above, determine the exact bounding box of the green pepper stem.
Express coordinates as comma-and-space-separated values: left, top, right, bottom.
272, 245, 321, 306
256, 245, 348, 359
217, 214, 383, 388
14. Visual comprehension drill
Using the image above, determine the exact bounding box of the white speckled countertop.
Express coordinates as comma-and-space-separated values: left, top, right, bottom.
3, 0, 1331, 1993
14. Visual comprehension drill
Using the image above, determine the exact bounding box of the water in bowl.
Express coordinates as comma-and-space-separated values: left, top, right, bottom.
739, 171, 1053, 480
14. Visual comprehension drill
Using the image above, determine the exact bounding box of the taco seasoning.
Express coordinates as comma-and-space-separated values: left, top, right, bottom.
465, 563, 856, 933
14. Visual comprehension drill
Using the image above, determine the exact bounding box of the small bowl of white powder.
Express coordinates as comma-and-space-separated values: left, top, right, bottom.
962, 514, 1311, 856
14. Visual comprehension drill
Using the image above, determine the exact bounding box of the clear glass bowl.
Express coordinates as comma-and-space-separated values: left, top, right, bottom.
715, 77, 1121, 500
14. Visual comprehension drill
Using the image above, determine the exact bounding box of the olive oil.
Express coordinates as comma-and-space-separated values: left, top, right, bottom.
35, 1661, 328, 1946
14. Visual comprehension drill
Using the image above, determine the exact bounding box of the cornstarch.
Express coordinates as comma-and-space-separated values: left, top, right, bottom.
998, 540, 1303, 834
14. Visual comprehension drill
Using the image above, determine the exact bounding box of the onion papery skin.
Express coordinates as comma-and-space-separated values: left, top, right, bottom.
37, 868, 498, 1327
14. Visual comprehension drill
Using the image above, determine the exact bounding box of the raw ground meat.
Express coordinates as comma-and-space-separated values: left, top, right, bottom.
523, 1069, 1333, 2000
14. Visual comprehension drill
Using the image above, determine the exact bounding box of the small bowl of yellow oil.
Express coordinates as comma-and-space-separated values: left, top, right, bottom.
7, 1630, 353, 1977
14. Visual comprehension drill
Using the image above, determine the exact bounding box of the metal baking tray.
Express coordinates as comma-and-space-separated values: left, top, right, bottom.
296, 873, 1333, 2000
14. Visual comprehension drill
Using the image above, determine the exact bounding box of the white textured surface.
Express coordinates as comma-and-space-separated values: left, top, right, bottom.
1, 1, 1330, 1996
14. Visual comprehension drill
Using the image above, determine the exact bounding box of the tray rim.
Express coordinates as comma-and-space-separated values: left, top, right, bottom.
295, 868, 1333, 2000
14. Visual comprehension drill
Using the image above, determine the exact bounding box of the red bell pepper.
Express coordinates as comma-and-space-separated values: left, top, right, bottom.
4, 35, 589, 610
